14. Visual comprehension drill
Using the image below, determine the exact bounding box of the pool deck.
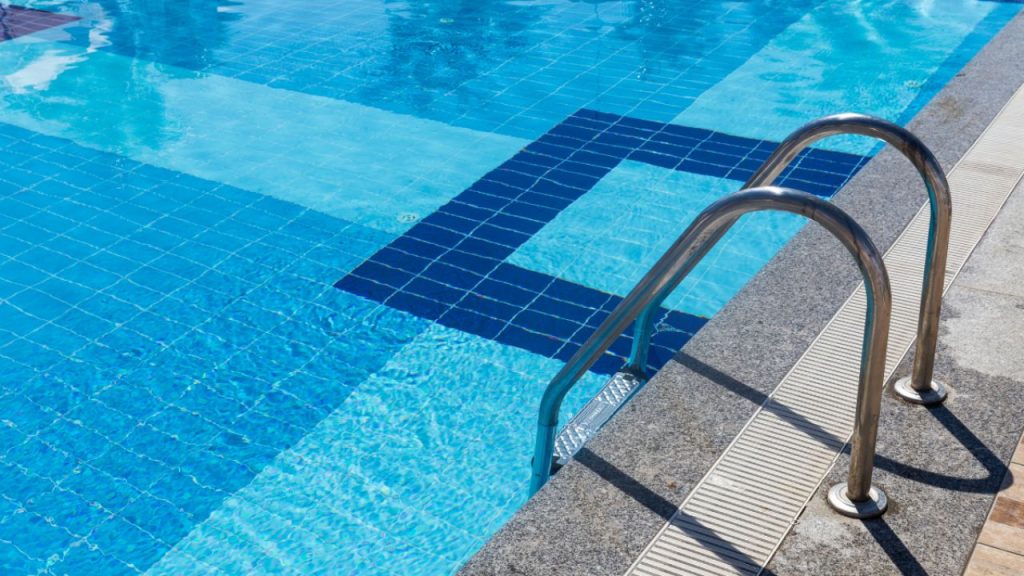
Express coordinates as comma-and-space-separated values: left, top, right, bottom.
460, 8, 1024, 576
767, 145, 1024, 576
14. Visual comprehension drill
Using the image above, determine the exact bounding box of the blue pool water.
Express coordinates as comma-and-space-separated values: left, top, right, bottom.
0, 0, 1018, 574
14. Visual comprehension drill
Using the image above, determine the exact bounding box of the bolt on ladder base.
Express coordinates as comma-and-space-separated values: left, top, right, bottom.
827, 484, 888, 519
894, 376, 948, 405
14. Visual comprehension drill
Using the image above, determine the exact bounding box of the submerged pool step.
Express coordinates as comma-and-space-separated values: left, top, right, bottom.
553, 371, 644, 470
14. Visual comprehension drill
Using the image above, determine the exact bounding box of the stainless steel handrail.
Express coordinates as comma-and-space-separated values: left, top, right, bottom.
530, 186, 893, 518
628, 113, 950, 405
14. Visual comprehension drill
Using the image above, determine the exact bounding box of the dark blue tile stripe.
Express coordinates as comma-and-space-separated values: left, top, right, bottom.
549, 109, 870, 197
340, 260, 705, 376
336, 110, 870, 375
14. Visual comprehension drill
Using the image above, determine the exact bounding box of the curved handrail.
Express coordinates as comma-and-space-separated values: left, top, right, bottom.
530, 187, 893, 517
627, 113, 950, 405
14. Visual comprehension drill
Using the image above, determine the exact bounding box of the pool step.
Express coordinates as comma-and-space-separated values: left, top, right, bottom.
553, 371, 644, 470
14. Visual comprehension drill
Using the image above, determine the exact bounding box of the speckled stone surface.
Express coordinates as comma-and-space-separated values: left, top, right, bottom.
459, 11, 1024, 576
768, 179, 1024, 576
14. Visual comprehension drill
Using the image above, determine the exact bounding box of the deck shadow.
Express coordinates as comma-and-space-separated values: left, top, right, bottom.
672, 352, 1008, 493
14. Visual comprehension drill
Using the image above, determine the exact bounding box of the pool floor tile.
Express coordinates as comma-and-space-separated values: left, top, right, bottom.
144, 324, 610, 576
0, 124, 437, 573
0, 1, 1016, 574
336, 109, 866, 373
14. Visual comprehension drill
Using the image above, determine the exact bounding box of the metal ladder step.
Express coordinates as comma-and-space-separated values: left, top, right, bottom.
553, 371, 644, 470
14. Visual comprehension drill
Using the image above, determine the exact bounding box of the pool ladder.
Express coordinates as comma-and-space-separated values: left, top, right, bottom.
532, 113, 952, 519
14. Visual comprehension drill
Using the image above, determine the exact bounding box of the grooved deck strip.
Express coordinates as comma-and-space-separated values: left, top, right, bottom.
626, 86, 1024, 576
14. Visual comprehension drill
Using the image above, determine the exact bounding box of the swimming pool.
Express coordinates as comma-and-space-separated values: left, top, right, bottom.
0, 0, 1019, 574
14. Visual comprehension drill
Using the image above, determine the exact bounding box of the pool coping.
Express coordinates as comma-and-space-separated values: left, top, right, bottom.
459, 9, 1024, 576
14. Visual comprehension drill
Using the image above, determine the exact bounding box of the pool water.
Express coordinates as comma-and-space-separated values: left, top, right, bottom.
0, 0, 1018, 574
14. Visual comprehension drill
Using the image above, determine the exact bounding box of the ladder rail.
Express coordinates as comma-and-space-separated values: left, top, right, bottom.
530, 186, 893, 518
628, 114, 951, 405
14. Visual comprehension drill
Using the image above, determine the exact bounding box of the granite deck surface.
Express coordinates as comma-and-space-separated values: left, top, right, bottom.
768, 177, 1024, 576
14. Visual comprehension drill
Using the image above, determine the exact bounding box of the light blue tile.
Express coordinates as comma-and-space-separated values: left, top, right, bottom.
509, 161, 806, 318
673, 0, 1003, 154
0, 39, 527, 235
146, 324, 607, 575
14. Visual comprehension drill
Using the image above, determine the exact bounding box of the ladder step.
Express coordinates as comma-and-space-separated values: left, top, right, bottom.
553, 371, 645, 469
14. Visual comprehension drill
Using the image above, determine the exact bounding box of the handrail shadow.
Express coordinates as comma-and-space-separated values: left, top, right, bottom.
571, 350, 998, 573
864, 517, 929, 575
673, 352, 1008, 492
575, 445, 929, 575
575, 447, 768, 574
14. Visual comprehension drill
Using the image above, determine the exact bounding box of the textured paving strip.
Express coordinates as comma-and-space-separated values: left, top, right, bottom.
625, 86, 1024, 576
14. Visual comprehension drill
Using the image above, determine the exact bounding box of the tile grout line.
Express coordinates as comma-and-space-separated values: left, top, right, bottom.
624, 83, 1024, 576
